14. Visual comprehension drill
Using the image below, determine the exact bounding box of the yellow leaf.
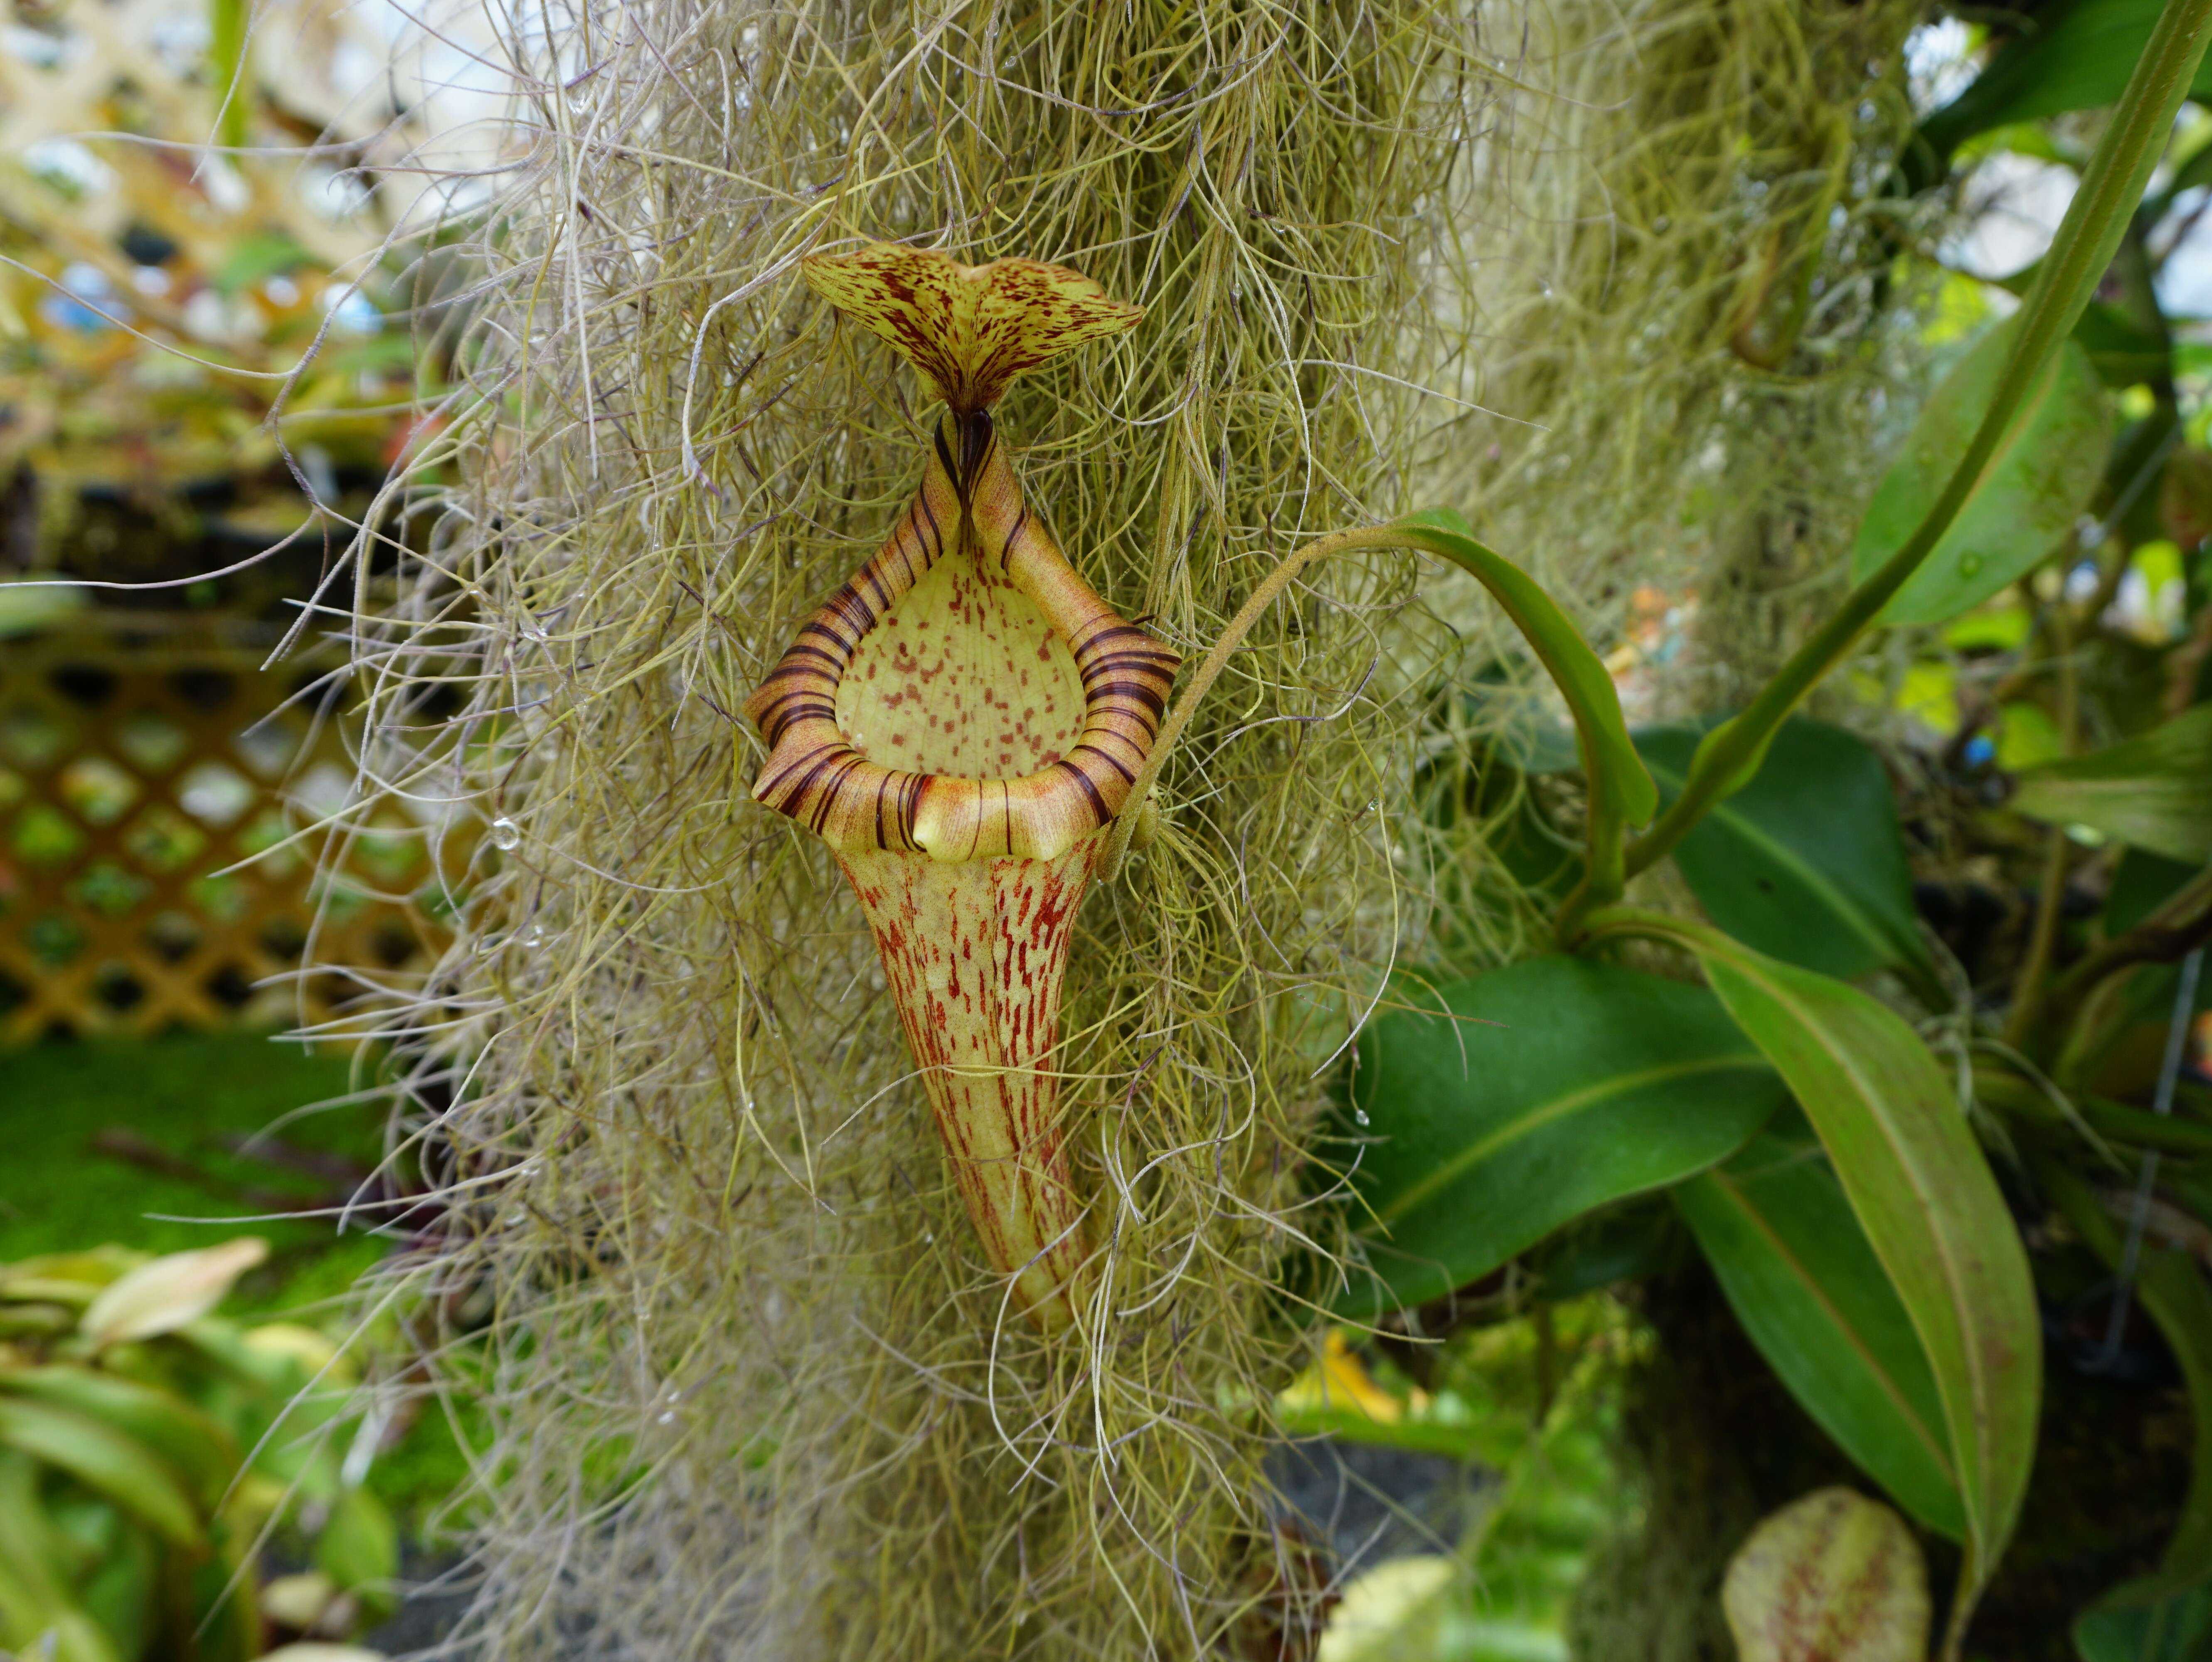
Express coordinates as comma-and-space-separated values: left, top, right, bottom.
79, 1238, 267, 1347
1279, 1331, 1409, 1425
243, 1320, 344, 1379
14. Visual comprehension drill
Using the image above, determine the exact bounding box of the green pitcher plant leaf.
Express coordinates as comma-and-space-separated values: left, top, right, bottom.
2011, 704, 2212, 864
1635, 719, 1934, 984
1916, 0, 2212, 165
1527, 1197, 1689, 1302
1676, 1130, 1966, 1538
1584, 909, 2042, 1641
1850, 320, 2110, 628
1394, 510, 1658, 898
1335, 955, 1789, 1319
2075, 1583, 2212, 1662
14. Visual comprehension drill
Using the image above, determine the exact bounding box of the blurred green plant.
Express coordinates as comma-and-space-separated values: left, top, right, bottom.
0, 1238, 398, 1662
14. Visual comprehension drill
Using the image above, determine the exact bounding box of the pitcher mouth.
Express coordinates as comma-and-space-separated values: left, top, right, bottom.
744, 409, 1180, 863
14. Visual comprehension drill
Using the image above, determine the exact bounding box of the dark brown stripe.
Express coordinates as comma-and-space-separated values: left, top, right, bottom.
763, 697, 838, 743
805, 752, 870, 833
917, 490, 944, 560
826, 587, 877, 633
1070, 742, 1135, 785
932, 424, 960, 498
1054, 758, 1110, 825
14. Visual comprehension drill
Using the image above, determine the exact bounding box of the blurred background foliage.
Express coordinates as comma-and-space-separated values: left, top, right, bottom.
6, 0, 2212, 1653
0, 0, 468, 619
2, 0, 474, 1646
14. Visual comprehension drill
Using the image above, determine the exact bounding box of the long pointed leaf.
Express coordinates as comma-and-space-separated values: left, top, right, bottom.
1676, 1131, 1966, 1538
2012, 704, 2212, 864
1, 1367, 239, 1508
1588, 909, 2041, 1640
2075, 1583, 2212, 1661
1916, 0, 2212, 162
1850, 321, 2109, 627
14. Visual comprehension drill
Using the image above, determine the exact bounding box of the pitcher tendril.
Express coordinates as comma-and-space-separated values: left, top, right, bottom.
744, 243, 1176, 1330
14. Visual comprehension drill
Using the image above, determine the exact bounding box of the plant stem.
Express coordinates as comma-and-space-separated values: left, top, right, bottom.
1975, 1066, 2212, 1155
2005, 605, 2083, 1048
2044, 862, 2212, 1014
1622, 0, 2212, 881
209, 0, 251, 151
1096, 524, 1405, 880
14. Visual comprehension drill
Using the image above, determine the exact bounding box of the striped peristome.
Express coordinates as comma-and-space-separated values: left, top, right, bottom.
744, 408, 1180, 864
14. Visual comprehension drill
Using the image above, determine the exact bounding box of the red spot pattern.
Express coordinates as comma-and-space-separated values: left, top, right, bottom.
839, 839, 1097, 1328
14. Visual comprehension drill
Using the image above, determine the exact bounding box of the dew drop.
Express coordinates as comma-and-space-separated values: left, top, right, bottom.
1956, 552, 1983, 576
923, 1230, 934, 1243
1353, 1108, 1370, 1127
657, 1410, 676, 1425
520, 923, 547, 948
490, 816, 522, 851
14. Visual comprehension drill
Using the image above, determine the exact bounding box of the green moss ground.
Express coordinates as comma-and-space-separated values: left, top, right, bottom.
0, 1032, 387, 1299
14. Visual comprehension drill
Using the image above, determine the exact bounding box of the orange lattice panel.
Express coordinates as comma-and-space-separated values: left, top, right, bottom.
0, 614, 452, 1043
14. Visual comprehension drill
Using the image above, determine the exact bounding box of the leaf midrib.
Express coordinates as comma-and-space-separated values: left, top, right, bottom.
1377, 1052, 1772, 1224
1700, 1166, 1960, 1490
1719, 949, 1997, 1544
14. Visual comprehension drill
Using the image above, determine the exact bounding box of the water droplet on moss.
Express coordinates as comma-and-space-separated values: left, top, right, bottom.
490, 816, 521, 850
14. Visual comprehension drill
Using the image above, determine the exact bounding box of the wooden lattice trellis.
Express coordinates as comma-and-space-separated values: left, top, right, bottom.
0, 614, 451, 1043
